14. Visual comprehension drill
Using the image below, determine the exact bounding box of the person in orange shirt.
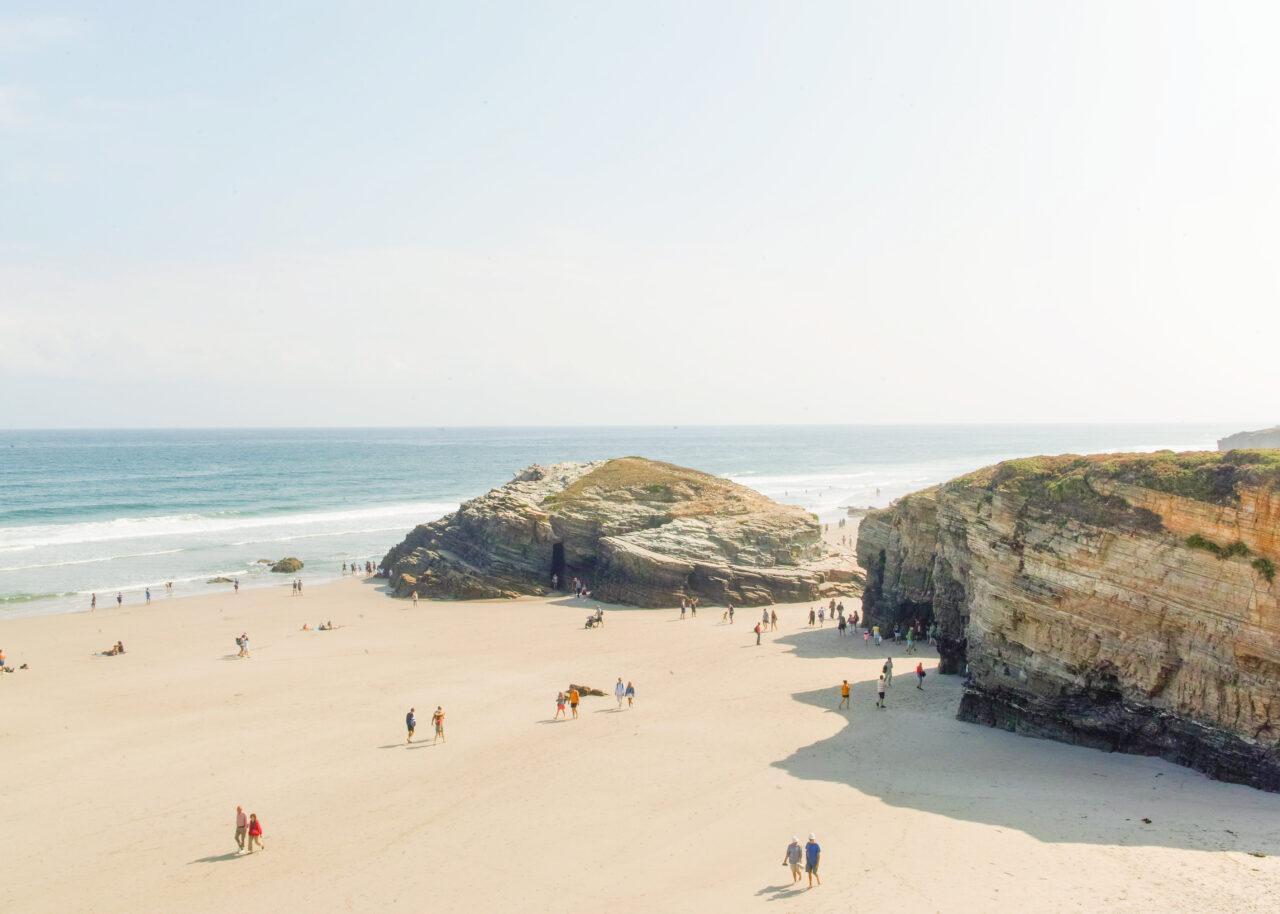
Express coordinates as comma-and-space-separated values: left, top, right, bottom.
838, 680, 851, 709
569, 688, 580, 719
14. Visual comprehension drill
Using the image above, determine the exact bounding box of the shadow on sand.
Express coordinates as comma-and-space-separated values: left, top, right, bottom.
189, 852, 244, 864
771, 629, 1280, 854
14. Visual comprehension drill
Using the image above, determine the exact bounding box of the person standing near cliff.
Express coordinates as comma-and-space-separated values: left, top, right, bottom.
883, 657, 893, 687
754, 622, 762, 645
555, 691, 567, 719
680, 599, 686, 620
916, 662, 925, 689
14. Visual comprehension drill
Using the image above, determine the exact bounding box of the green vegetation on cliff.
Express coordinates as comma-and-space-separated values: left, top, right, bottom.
949, 450, 1280, 517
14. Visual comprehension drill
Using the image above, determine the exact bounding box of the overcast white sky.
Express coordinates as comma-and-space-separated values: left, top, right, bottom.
2, 2, 1277, 427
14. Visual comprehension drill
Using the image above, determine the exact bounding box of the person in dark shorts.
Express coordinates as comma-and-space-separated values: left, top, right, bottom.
805, 833, 821, 886
406, 707, 416, 743
569, 687, 580, 719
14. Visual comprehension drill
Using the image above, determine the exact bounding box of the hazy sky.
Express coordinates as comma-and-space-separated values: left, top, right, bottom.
2, 2, 1277, 427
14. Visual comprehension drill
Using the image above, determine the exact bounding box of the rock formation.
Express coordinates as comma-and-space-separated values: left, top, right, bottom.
382, 458, 860, 607
1218, 426, 1280, 450
271, 557, 303, 573
857, 449, 1280, 791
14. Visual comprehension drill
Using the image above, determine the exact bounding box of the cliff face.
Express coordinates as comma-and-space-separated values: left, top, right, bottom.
1219, 426, 1280, 450
857, 450, 1280, 791
383, 458, 860, 607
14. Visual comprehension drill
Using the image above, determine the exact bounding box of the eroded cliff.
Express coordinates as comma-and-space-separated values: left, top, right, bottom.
383, 458, 860, 607
857, 449, 1280, 791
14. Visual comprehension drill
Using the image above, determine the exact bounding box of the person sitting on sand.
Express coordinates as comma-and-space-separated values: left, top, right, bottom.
301, 623, 310, 631
115, 641, 124, 654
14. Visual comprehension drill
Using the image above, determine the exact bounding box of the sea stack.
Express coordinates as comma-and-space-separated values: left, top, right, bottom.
857, 449, 1280, 791
383, 457, 860, 606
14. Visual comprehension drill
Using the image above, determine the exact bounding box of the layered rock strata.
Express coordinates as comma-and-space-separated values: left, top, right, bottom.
857, 449, 1280, 791
383, 458, 860, 607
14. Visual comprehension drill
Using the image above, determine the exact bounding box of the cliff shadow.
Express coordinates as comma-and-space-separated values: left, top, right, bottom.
773, 669, 1280, 854
773, 628, 937, 663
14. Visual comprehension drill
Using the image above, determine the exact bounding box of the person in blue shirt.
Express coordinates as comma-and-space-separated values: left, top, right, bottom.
805, 833, 821, 886
405, 708, 416, 744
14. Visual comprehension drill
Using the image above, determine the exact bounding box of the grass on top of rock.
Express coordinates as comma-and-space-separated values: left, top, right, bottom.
948, 456, 1163, 532
951, 450, 1280, 510
549, 457, 785, 519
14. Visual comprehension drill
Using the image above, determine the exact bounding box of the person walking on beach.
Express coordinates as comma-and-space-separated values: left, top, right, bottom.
877, 673, 886, 708
555, 691, 567, 719
625, 681, 635, 707
783, 836, 803, 885
863, 629, 869, 647
808, 608, 815, 627
916, 662, 925, 689
754, 622, 762, 645
761, 609, 769, 629
406, 707, 416, 743
728, 604, 735, 624
91, 593, 96, 611
569, 687, 580, 719
615, 678, 626, 708
680, 599, 687, 620
883, 657, 893, 687
839, 679, 850, 709
432, 706, 445, 744
805, 834, 821, 886
412, 590, 418, 607
247, 813, 263, 853
690, 597, 697, 618
770, 609, 777, 631
234, 578, 239, 593
234, 806, 248, 853
145, 587, 151, 604
117, 592, 122, 606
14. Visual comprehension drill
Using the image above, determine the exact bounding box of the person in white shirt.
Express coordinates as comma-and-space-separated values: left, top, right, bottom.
615, 678, 626, 708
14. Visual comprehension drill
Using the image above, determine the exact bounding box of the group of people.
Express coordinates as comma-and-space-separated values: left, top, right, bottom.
233, 806, 264, 854
405, 706, 446, 744
553, 679, 635, 719
0, 646, 28, 672
235, 633, 250, 658
289, 579, 305, 595
91, 582, 176, 612
871, 658, 927, 708
678, 597, 700, 619
806, 599, 854, 629
782, 834, 821, 887
300, 621, 340, 631
97, 641, 126, 657
343, 561, 379, 576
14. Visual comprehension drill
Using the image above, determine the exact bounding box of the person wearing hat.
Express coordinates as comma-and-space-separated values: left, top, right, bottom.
804, 833, 821, 886
782, 836, 803, 884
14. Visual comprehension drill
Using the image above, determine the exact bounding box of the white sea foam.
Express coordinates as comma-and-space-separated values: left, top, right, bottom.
0, 502, 458, 551
0, 548, 186, 574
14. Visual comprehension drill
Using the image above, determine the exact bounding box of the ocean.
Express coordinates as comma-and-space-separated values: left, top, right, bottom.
0, 424, 1231, 618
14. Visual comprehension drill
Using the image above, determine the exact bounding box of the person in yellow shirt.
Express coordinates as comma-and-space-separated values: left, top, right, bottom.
838, 680, 851, 709
569, 688, 581, 719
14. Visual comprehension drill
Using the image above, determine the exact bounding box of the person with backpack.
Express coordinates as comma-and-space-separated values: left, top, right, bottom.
916, 662, 926, 689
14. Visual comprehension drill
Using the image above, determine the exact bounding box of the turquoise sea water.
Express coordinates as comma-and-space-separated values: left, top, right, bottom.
0, 425, 1232, 618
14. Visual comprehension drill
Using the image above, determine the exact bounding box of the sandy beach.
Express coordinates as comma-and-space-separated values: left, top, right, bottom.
2, 577, 1278, 913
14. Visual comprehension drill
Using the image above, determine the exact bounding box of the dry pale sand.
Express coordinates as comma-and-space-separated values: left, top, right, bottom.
3, 577, 1279, 913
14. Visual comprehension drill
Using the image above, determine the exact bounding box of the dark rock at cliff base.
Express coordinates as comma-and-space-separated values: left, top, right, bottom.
382, 458, 860, 607
271, 557, 303, 573
1218, 426, 1280, 450
857, 450, 1280, 792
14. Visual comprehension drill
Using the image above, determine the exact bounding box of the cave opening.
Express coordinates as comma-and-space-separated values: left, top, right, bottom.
551, 543, 566, 589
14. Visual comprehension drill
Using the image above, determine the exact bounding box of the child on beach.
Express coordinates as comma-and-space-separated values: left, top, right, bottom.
432, 706, 445, 743
555, 691, 567, 719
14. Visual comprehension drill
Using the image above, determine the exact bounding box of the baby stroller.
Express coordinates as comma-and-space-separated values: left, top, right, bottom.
584, 614, 601, 629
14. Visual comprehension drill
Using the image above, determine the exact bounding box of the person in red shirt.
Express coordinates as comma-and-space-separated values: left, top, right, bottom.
247, 813, 264, 853
916, 662, 926, 689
